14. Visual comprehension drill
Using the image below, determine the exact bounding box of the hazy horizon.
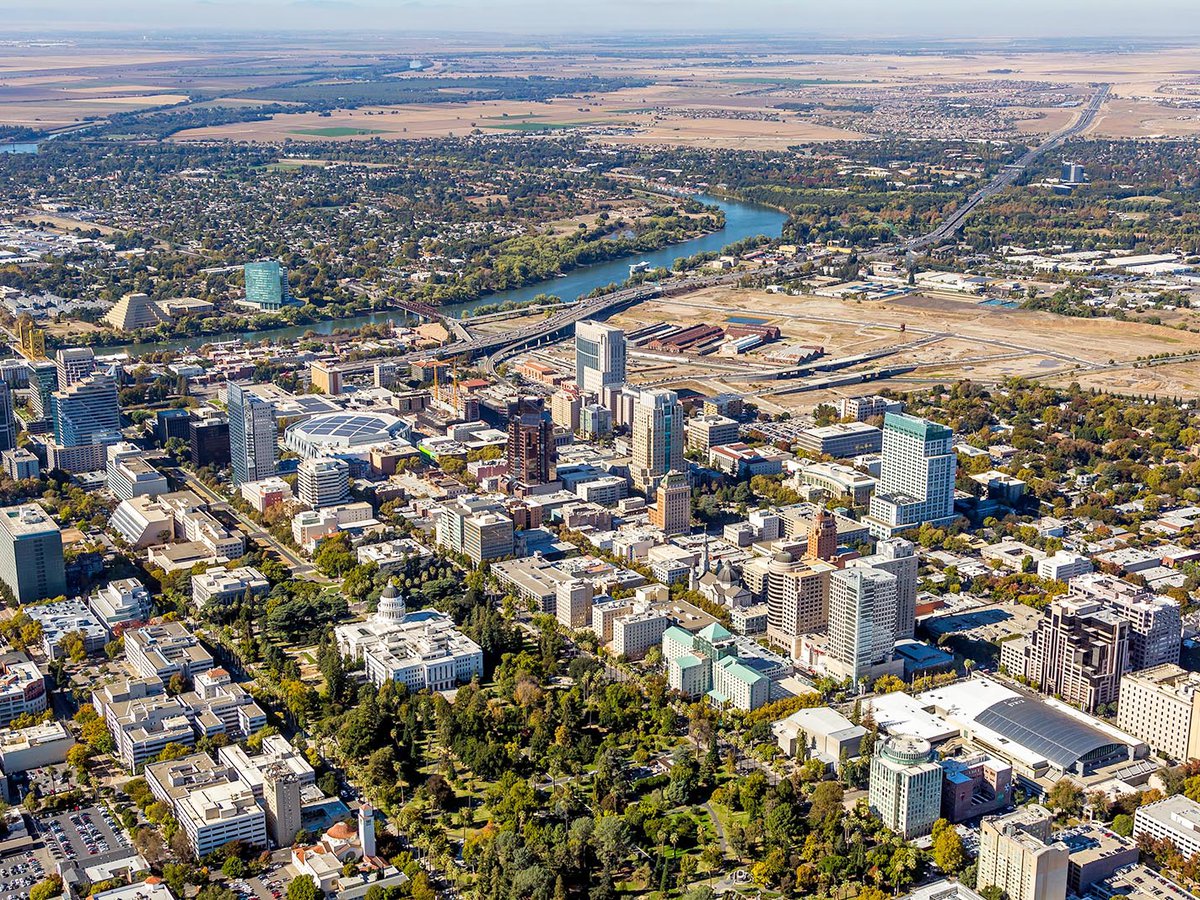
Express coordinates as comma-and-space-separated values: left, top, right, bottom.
5, 0, 1200, 40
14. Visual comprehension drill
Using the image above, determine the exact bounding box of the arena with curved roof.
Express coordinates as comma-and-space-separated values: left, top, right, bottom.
284, 411, 411, 458
869, 675, 1148, 785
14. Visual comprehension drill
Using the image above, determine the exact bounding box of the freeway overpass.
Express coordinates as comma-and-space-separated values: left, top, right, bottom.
328, 260, 809, 376
328, 87, 1108, 377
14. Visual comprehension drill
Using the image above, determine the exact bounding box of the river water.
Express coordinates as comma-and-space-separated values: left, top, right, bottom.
110, 194, 788, 357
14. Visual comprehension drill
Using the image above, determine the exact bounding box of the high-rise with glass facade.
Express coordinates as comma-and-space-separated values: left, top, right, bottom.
0, 383, 17, 454
52, 374, 121, 447
631, 388, 684, 493
0, 503, 66, 604
228, 383, 277, 485
27, 360, 58, 422
243, 260, 291, 311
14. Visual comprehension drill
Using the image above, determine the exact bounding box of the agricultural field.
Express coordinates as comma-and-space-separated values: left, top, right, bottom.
7, 40, 1200, 145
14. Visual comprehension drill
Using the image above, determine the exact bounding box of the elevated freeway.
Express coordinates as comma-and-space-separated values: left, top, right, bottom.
326, 87, 1108, 379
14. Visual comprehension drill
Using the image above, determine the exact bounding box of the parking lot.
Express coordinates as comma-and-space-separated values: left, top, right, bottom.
36, 805, 131, 865
235, 867, 287, 900
0, 848, 46, 900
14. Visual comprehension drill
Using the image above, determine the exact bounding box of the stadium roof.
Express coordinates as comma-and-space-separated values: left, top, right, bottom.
284, 411, 409, 457
974, 695, 1121, 769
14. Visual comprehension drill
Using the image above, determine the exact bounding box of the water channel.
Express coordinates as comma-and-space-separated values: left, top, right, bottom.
108, 194, 789, 357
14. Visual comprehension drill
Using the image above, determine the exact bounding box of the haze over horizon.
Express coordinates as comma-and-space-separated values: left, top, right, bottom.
6, 0, 1200, 40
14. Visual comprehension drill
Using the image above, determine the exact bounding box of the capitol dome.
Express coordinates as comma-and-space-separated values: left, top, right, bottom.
374, 583, 407, 624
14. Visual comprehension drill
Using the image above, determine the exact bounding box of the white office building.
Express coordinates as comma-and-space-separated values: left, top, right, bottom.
88, 578, 152, 631
1134, 795, 1200, 860
575, 320, 627, 394
868, 734, 942, 838
1117, 664, 1200, 762
106, 443, 169, 501
192, 566, 270, 608
827, 568, 904, 684
1038, 551, 1094, 583
848, 538, 919, 639
297, 457, 350, 509
177, 781, 267, 858
612, 604, 671, 661
865, 413, 957, 538
124, 621, 214, 681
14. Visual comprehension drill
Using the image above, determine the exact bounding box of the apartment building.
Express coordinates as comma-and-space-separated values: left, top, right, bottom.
977, 806, 1068, 900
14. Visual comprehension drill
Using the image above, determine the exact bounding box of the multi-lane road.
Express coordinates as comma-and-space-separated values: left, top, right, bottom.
894, 83, 1109, 254
327, 86, 1109, 374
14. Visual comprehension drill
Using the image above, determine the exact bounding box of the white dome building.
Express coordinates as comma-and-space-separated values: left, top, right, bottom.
284, 411, 410, 459
374, 583, 406, 625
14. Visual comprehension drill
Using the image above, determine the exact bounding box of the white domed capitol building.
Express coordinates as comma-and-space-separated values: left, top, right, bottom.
334, 583, 483, 691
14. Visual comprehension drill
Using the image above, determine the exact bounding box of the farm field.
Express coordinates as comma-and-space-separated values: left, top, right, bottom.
3, 40, 1200, 143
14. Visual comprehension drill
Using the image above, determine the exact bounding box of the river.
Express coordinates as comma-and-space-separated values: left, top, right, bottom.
109, 194, 788, 357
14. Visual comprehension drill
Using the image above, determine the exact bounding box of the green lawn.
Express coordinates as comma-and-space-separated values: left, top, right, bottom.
289, 126, 386, 137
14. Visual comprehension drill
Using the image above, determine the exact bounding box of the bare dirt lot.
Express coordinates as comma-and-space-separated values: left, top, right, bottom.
590, 286, 1200, 409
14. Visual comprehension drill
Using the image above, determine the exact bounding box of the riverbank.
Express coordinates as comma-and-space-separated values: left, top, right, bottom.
103, 193, 788, 357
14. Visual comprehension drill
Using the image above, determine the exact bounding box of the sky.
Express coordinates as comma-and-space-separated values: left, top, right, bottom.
7, 0, 1200, 38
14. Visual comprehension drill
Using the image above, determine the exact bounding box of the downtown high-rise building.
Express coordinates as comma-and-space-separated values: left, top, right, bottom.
849, 537, 919, 639
649, 470, 691, 536
1019, 596, 1129, 714
507, 397, 556, 492
574, 320, 627, 394
865, 412, 957, 537
805, 508, 838, 561
0, 383, 17, 453
868, 735, 942, 839
26, 360, 58, 422
0, 503, 66, 604
631, 388, 684, 493
55, 347, 95, 389
977, 806, 1068, 900
227, 383, 277, 485
52, 374, 122, 448
828, 567, 902, 684
297, 457, 350, 509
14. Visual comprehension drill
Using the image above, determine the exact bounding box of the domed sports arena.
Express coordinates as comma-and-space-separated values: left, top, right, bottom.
284, 411, 411, 458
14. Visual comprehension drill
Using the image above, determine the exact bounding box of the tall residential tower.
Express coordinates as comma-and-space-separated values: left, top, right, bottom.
227, 383, 277, 486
